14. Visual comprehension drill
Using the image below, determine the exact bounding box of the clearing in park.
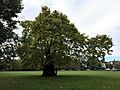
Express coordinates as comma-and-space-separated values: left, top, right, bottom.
0, 71, 120, 90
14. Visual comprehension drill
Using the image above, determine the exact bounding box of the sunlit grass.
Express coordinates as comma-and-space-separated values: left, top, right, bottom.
0, 71, 120, 90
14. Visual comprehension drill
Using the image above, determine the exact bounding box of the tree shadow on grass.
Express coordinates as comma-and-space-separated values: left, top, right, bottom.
22, 74, 111, 81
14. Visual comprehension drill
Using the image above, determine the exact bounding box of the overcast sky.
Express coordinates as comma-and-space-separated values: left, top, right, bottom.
18, 0, 120, 61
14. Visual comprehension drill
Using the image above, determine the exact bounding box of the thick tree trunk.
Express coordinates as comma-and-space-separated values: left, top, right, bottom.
42, 64, 57, 76
42, 39, 57, 76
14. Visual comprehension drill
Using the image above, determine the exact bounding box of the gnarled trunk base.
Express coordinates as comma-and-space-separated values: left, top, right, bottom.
42, 64, 57, 76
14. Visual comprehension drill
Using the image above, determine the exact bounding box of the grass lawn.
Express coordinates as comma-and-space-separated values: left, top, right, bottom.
0, 71, 120, 90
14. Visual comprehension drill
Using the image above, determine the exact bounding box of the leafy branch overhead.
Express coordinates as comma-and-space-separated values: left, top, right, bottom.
0, 0, 23, 69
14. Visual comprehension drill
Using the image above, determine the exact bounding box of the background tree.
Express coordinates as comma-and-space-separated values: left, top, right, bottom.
0, 0, 23, 70
85, 35, 113, 69
18, 6, 87, 76
112, 60, 120, 70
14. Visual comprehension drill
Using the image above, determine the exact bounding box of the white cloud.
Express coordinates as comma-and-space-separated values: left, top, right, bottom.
18, 0, 43, 20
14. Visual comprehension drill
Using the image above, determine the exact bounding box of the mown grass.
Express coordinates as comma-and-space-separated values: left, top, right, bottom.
0, 71, 120, 90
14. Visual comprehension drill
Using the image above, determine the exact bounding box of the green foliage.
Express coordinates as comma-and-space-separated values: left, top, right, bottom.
0, 0, 23, 43
18, 6, 113, 71
85, 35, 113, 68
0, 0, 23, 70
18, 6, 86, 69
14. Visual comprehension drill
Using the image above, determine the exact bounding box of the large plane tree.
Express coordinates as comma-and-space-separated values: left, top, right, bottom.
18, 6, 87, 76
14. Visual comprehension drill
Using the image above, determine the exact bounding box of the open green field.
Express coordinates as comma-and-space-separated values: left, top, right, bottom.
0, 71, 120, 90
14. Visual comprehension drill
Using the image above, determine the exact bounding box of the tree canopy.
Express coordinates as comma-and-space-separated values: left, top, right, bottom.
0, 0, 23, 70
18, 6, 113, 76
18, 6, 87, 76
85, 35, 113, 69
